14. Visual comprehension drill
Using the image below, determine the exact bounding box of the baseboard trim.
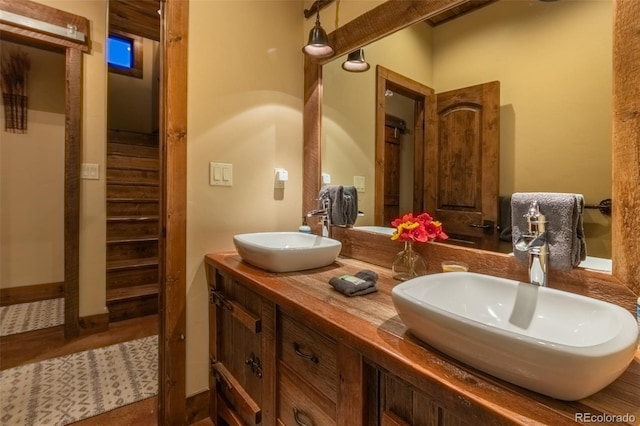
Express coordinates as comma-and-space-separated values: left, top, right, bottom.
0, 282, 64, 306
186, 389, 210, 424
79, 312, 110, 335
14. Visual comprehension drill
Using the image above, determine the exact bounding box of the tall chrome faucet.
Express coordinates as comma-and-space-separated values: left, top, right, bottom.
306, 194, 331, 237
515, 201, 549, 286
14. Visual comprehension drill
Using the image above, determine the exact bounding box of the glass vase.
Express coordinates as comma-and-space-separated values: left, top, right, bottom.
392, 241, 427, 281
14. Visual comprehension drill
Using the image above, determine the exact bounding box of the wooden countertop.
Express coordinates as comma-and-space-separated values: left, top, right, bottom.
205, 252, 640, 425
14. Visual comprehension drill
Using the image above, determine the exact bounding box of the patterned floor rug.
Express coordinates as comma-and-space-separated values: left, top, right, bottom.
0, 298, 64, 337
0, 335, 158, 425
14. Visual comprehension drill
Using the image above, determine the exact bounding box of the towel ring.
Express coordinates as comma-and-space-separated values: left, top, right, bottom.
584, 198, 611, 216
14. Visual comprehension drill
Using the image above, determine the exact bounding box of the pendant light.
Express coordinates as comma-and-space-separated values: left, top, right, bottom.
342, 48, 370, 72
303, 8, 334, 58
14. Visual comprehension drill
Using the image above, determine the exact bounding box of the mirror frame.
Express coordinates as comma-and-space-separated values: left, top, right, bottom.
302, 0, 640, 296
0, 0, 89, 338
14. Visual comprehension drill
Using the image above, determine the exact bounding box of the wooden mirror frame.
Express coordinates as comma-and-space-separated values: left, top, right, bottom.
0, 0, 89, 338
302, 0, 640, 297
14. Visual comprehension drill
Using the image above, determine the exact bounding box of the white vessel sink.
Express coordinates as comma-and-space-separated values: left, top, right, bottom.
391, 272, 638, 400
355, 226, 395, 236
233, 232, 341, 272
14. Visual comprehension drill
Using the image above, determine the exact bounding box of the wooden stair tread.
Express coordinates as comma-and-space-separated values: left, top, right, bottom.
107, 215, 159, 222
107, 143, 159, 159
107, 257, 159, 271
107, 236, 159, 244
107, 182, 159, 187
107, 283, 159, 302
108, 129, 158, 147
107, 198, 159, 203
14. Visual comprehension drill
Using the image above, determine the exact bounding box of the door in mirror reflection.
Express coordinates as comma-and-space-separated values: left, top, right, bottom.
426, 81, 500, 251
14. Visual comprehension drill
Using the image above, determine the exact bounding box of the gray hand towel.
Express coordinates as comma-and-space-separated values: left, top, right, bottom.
511, 193, 587, 270
320, 185, 346, 226
342, 186, 359, 226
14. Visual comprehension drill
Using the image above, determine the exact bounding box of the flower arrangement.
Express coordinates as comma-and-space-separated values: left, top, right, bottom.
390, 212, 448, 243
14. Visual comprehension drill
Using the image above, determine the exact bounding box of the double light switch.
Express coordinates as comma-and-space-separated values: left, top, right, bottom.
210, 162, 233, 186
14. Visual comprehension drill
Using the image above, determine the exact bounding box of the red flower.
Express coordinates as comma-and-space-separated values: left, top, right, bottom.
390, 212, 448, 243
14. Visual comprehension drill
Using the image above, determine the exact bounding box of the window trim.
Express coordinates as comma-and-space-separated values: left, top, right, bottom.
108, 30, 143, 79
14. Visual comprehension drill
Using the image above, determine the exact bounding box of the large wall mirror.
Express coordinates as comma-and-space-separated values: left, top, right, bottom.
322, 0, 612, 261
303, 0, 640, 296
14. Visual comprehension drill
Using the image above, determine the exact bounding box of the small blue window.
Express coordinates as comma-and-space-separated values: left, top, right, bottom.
108, 35, 133, 68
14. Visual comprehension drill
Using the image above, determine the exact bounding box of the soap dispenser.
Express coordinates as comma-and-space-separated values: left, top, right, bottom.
299, 217, 311, 233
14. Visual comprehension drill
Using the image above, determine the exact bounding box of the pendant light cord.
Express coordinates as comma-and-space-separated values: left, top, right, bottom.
335, 0, 341, 29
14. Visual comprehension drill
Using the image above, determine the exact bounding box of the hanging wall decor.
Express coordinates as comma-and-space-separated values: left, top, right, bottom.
1, 49, 31, 133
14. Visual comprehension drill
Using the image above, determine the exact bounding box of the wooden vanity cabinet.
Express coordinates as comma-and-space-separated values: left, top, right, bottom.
206, 254, 640, 426
207, 264, 472, 426
207, 268, 276, 426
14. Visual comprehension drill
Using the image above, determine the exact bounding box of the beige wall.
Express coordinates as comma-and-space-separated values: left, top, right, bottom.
432, 0, 612, 257
187, 0, 304, 396
32, 0, 108, 317
108, 38, 160, 132
322, 24, 434, 224
0, 41, 66, 288
322, 0, 612, 257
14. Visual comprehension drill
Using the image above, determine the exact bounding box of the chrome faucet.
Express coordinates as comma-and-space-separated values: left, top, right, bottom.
306, 195, 331, 237
514, 201, 549, 286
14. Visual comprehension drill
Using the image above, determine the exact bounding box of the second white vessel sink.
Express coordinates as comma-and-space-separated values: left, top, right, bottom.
391, 272, 638, 400
233, 232, 341, 272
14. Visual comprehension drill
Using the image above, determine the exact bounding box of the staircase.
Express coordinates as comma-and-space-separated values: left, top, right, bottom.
106, 130, 160, 322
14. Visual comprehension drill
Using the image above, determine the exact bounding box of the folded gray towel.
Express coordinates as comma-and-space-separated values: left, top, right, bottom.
511, 193, 587, 270
329, 270, 378, 296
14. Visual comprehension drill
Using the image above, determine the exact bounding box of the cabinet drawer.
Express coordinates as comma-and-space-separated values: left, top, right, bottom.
278, 313, 337, 402
278, 363, 335, 426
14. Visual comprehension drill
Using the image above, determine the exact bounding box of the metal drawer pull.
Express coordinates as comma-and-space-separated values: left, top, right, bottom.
293, 407, 315, 426
293, 342, 319, 364
209, 289, 233, 311
245, 352, 263, 378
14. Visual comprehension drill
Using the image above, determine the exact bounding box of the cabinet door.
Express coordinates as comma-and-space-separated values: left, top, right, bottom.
208, 268, 276, 426
367, 364, 470, 426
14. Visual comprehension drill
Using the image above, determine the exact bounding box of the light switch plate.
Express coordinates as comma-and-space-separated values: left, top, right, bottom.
354, 175, 365, 192
210, 162, 232, 186
81, 163, 99, 180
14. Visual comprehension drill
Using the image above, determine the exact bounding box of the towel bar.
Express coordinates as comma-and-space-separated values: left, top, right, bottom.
584, 198, 611, 216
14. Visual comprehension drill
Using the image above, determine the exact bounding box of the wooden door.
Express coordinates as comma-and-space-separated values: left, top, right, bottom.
425, 81, 500, 250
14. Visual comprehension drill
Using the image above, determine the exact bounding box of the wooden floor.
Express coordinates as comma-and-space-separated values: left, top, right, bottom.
0, 314, 211, 425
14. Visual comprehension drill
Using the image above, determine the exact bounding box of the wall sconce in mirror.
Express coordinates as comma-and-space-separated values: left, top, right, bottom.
303, 8, 334, 58
342, 48, 370, 72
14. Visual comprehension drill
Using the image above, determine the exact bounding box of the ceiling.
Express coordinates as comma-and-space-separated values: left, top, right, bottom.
109, 0, 160, 41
